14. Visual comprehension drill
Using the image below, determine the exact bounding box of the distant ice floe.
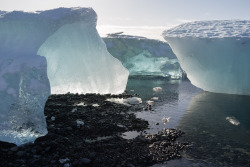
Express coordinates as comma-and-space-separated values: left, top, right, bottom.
103, 33, 183, 79
226, 116, 240, 126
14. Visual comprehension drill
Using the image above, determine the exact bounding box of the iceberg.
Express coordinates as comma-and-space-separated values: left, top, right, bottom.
163, 20, 250, 95
0, 8, 128, 145
103, 33, 183, 79
38, 15, 128, 94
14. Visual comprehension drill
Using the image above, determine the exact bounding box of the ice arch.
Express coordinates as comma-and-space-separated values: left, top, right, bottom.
38, 22, 128, 94
0, 8, 128, 145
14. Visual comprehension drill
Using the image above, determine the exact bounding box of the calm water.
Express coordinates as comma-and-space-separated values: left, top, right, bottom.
126, 78, 250, 167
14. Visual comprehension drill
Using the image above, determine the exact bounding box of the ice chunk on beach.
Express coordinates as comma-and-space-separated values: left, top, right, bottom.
0, 7, 128, 145
106, 97, 142, 106
163, 20, 250, 95
153, 87, 162, 92
104, 34, 183, 79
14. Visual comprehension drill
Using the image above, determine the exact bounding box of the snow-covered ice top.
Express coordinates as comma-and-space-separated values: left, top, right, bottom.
0, 7, 95, 23
163, 20, 250, 38
0, 7, 96, 62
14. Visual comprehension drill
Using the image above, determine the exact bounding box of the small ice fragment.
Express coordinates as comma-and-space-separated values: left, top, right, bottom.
51, 116, 55, 121
162, 117, 170, 124
226, 116, 240, 126
71, 108, 77, 113
76, 119, 84, 127
106, 98, 127, 105
76, 102, 87, 106
147, 100, 154, 106
59, 158, 70, 164
117, 124, 125, 128
92, 104, 99, 107
151, 97, 159, 100
130, 90, 134, 92
153, 87, 162, 92
106, 97, 142, 106
124, 97, 142, 105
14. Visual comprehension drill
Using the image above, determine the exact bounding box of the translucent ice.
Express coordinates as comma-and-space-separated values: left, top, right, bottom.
163, 20, 250, 95
0, 8, 128, 145
103, 34, 183, 79
38, 22, 128, 94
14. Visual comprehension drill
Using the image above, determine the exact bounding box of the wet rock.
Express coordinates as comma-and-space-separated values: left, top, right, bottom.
10, 146, 18, 152
66, 127, 73, 131
16, 151, 25, 157
89, 152, 96, 158
0, 93, 188, 167
80, 158, 91, 164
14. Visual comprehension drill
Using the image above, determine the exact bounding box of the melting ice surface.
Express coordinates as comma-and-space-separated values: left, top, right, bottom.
103, 33, 183, 79
0, 8, 128, 145
163, 20, 250, 95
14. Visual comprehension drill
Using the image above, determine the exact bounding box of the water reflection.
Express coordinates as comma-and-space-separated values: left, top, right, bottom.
126, 78, 201, 135
178, 92, 250, 166
126, 78, 181, 102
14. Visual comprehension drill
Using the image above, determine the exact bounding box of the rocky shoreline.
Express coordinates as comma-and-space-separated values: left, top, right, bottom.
0, 93, 190, 167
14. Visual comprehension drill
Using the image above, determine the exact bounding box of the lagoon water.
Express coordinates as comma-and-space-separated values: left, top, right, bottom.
126, 78, 250, 167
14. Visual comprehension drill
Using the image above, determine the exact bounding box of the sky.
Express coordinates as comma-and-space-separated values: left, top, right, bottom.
1, 0, 250, 40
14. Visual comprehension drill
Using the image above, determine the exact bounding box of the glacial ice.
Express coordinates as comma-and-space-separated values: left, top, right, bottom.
38, 22, 128, 94
103, 33, 183, 79
163, 20, 250, 95
0, 8, 128, 145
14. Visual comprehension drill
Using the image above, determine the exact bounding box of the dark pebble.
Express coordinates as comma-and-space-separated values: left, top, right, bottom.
16, 151, 25, 157
89, 152, 96, 158
10, 146, 18, 152
80, 158, 91, 164
66, 127, 73, 131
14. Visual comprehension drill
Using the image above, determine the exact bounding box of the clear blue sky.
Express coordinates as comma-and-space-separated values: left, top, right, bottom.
1, 0, 250, 26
